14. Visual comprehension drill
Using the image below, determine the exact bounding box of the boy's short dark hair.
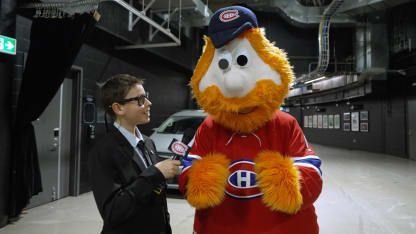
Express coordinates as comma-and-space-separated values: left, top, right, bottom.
99, 74, 144, 119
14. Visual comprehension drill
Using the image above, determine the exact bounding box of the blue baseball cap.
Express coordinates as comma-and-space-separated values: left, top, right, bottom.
208, 6, 258, 48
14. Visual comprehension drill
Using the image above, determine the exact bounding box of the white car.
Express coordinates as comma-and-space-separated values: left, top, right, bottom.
150, 109, 208, 189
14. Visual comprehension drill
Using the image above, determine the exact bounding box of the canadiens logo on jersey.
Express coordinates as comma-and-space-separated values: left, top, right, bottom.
225, 159, 262, 199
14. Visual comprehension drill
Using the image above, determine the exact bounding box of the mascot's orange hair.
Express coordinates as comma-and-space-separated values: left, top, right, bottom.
190, 28, 294, 133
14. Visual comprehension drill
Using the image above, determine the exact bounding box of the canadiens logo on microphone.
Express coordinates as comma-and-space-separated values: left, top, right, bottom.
172, 142, 186, 154
168, 138, 190, 157
225, 159, 262, 199
219, 9, 239, 22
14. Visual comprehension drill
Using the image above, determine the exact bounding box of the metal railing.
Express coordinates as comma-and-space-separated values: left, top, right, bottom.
297, 0, 344, 83
21, 0, 182, 48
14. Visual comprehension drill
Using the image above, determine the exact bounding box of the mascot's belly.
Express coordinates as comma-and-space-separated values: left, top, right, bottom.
192, 123, 318, 234
194, 198, 318, 234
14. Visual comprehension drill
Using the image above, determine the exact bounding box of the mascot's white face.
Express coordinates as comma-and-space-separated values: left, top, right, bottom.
199, 38, 282, 98
190, 29, 293, 133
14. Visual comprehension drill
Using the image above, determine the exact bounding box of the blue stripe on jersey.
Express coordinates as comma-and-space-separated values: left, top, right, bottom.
180, 155, 201, 173
181, 158, 194, 170
294, 158, 322, 175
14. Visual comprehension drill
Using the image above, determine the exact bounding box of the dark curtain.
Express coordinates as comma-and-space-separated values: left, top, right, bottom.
9, 13, 95, 219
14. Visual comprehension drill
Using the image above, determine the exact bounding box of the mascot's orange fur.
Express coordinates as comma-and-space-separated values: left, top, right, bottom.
190, 29, 293, 133
179, 6, 322, 234
187, 28, 302, 212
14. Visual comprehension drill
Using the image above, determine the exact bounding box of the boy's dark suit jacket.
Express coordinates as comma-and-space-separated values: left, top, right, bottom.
88, 125, 171, 234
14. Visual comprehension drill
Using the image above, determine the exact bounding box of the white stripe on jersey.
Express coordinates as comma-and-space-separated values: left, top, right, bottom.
293, 162, 322, 177
291, 155, 320, 161
187, 154, 202, 160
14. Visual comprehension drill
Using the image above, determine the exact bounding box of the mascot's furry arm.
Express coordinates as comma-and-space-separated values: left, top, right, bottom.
254, 117, 323, 215
185, 153, 230, 209
254, 151, 302, 214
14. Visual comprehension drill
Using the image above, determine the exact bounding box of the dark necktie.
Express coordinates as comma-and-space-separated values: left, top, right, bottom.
137, 140, 152, 167
138, 140, 164, 195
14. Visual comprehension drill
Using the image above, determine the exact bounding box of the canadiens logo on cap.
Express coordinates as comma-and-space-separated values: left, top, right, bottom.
219, 9, 239, 22
208, 6, 258, 48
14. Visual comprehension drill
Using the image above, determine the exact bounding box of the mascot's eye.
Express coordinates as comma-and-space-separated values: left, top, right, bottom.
219, 58, 229, 70
234, 48, 250, 68
237, 55, 248, 66
217, 50, 232, 71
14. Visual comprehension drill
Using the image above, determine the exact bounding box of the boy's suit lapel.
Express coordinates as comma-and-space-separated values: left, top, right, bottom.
110, 126, 147, 172
122, 145, 147, 172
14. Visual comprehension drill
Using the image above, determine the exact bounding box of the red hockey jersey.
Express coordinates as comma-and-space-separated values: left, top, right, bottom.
179, 111, 322, 234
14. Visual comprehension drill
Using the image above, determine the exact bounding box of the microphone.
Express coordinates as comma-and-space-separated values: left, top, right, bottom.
182, 128, 195, 145
168, 127, 195, 160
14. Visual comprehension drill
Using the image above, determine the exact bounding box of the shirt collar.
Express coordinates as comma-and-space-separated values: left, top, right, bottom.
114, 122, 143, 148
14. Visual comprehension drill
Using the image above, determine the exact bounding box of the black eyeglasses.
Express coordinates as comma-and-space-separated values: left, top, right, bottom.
116, 92, 149, 106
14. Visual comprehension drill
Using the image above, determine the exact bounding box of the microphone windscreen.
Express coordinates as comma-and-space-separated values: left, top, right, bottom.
182, 127, 196, 145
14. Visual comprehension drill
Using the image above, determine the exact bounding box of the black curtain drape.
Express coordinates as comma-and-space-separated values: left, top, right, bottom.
9, 13, 95, 219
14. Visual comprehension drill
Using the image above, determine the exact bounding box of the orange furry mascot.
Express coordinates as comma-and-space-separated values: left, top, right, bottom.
179, 6, 323, 234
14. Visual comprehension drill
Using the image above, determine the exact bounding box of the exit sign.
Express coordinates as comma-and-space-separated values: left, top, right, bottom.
0, 35, 16, 55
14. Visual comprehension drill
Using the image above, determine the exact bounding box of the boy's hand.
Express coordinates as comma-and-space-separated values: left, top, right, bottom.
155, 159, 181, 179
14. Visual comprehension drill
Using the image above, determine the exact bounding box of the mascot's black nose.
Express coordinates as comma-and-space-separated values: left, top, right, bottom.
219, 58, 229, 70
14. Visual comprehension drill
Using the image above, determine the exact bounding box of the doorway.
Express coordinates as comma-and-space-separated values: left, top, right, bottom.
408, 97, 416, 160
26, 67, 83, 208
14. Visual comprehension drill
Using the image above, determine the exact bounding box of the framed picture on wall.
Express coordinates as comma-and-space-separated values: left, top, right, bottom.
360, 111, 369, 121
313, 115, 318, 128
344, 122, 351, 131
334, 114, 340, 129
318, 115, 323, 128
328, 115, 334, 129
343, 112, 351, 121
361, 122, 369, 132
304, 116, 309, 128
309, 116, 313, 128
323, 115, 328, 128
351, 112, 359, 131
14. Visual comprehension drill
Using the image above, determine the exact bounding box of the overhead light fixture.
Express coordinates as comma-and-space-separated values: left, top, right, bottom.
350, 104, 364, 110
315, 107, 326, 112
304, 76, 326, 84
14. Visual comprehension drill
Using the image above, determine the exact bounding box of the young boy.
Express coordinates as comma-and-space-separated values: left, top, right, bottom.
89, 74, 181, 234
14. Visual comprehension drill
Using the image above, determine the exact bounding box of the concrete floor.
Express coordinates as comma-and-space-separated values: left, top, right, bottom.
1, 143, 416, 234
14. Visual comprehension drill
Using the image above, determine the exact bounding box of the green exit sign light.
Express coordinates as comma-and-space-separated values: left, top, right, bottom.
0, 35, 16, 55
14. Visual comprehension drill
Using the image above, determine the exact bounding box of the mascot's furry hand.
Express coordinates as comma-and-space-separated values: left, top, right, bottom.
186, 153, 230, 209
254, 151, 303, 214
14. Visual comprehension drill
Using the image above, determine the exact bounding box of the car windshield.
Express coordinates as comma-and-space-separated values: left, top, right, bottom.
156, 116, 205, 134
